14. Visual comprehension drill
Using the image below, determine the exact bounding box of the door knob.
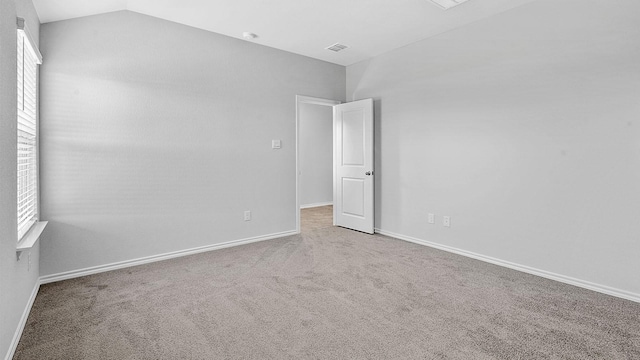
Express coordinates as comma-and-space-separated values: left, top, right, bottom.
365, 171, 372, 176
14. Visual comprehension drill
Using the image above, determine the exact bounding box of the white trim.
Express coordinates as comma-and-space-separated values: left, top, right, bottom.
5, 281, 40, 360
295, 95, 341, 234
7, 229, 638, 360
7, 230, 296, 359
17, 221, 48, 253
40, 230, 297, 284
375, 228, 640, 304
300, 201, 333, 209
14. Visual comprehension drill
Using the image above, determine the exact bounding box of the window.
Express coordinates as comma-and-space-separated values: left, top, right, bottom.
17, 18, 42, 241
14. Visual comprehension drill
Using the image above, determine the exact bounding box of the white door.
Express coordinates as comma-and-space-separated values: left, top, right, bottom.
334, 99, 374, 234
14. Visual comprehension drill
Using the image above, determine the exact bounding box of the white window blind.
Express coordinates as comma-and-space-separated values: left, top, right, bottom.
17, 19, 42, 241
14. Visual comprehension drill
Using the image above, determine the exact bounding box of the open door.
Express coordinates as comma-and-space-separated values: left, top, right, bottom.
334, 99, 374, 234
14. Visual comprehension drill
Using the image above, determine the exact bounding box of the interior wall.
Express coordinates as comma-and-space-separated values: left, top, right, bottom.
347, 0, 640, 298
0, 0, 41, 358
39, 10, 345, 276
299, 103, 333, 207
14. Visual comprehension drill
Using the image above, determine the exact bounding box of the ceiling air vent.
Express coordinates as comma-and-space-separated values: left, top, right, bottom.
428, 0, 471, 10
326, 43, 349, 52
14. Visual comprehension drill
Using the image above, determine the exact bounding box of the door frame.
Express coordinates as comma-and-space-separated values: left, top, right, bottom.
295, 95, 341, 234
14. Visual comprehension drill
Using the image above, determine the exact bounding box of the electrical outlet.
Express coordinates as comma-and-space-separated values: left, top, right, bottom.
244, 210, 251, 221
428, 213, 435, 224
443, 216, 451, 227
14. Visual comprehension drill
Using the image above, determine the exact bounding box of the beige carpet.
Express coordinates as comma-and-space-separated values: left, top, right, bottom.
15, 206, 640, 359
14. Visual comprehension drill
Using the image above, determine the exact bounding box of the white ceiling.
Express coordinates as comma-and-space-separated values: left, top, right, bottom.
32, 0, 536, 66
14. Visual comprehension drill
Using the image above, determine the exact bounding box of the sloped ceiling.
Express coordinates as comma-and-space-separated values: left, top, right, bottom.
33, 0, 536, 66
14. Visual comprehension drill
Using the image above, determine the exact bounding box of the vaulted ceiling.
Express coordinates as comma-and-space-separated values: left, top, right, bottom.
32, 0, 536, 66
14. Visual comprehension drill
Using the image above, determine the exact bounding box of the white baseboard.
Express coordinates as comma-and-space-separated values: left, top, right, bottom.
40, 230, 297, 285
300, 201, 333, 209
375, 228, 640, 304
9, 227, 637, 360
5, 281, 40, 360
7, 230, 297, 360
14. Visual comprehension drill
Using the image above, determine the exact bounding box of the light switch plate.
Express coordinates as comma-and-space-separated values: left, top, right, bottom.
272, 140, 282, 149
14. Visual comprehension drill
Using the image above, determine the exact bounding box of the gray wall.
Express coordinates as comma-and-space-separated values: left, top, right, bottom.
0, 0, 41, 358
299, 103, 333, 207
39, 11, 345, 276
347, 0, 640, 297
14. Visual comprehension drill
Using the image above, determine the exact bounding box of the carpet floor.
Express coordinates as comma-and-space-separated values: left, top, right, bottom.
14, 206, 640, 359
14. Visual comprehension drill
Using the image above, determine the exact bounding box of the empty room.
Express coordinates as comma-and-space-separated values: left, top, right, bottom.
1, 0, 639, 359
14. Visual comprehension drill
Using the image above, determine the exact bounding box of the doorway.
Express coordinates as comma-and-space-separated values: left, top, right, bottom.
296, 96, 375, 234
296, 96, 340, 233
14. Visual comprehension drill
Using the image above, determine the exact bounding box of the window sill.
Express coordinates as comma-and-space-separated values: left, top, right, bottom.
17, 221, 48, 254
